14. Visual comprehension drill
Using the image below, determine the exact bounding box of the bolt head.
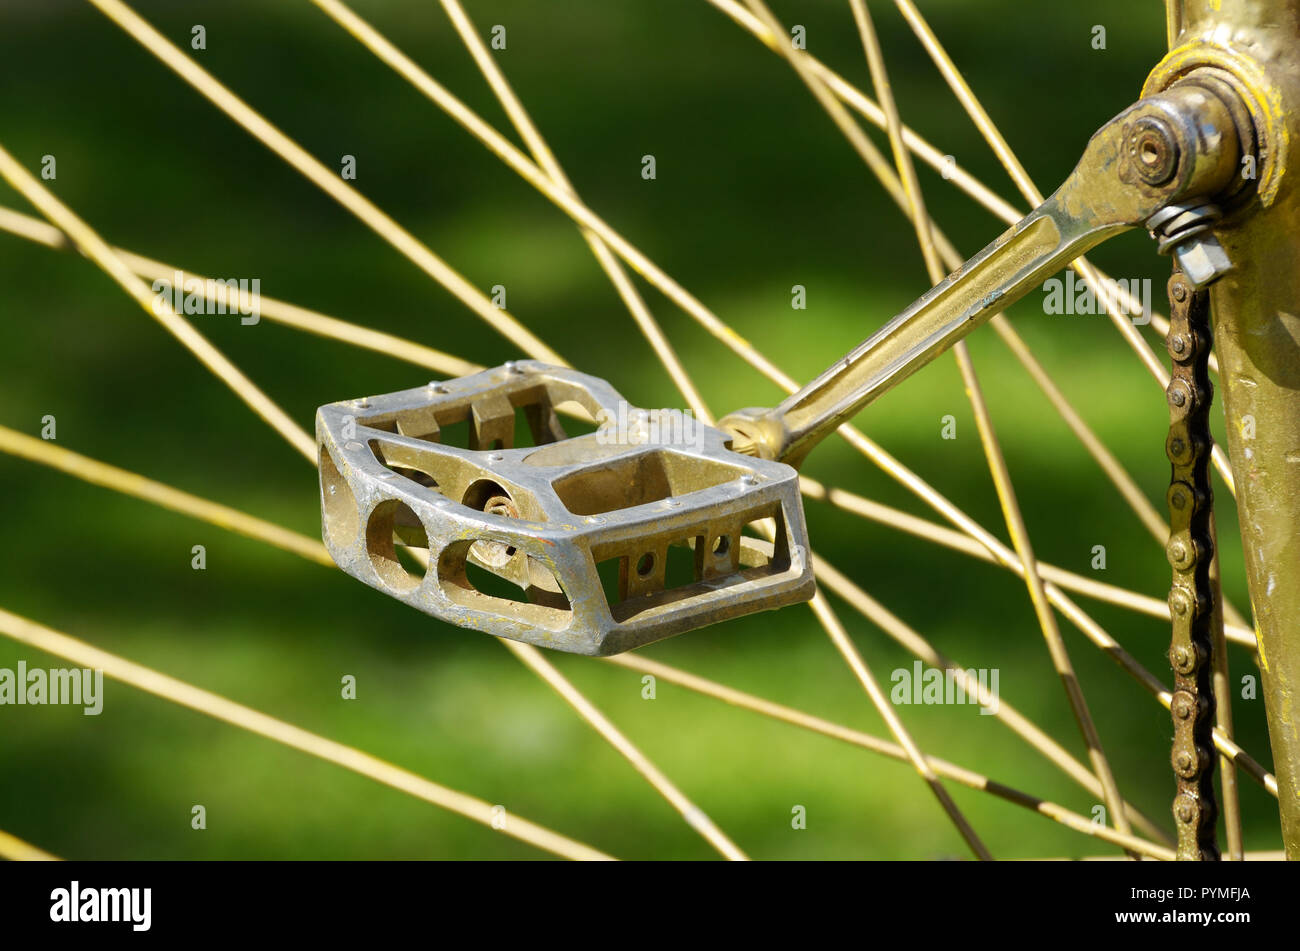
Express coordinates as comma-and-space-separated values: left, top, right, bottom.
1174, 237, 1233, 289
1128, 116, 1179, 186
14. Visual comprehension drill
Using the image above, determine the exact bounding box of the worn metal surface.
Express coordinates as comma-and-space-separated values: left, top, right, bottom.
1158, 0, 1300, 859
1164, 269, 1222, 861
721, 77, 1247, 467
317, 362, 814, 656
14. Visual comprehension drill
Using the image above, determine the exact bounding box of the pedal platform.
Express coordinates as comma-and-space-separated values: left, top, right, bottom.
316, 362, 815, 655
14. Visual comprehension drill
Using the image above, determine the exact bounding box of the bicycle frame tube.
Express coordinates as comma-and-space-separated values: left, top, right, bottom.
1161, 0, 1300, 858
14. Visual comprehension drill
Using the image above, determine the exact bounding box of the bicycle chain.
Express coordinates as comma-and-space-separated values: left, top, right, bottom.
1165, 267, 1220, 861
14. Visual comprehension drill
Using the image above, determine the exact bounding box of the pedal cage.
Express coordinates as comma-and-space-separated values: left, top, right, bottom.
316, 362, 815, 655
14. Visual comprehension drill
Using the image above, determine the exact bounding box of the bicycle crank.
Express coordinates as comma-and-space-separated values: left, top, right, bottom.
317, 72, 1256, 657
721, 71, 1255, 467
316, 363, 815, 655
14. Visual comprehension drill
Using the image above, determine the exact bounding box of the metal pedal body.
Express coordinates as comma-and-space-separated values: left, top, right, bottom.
316, 361, 815, 655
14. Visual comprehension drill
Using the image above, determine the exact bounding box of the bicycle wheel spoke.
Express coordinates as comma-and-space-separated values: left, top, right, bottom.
809, 553, 1171, 845
0, 205, 480, 379
302, 0, 798, 392
0, 144, 316, 462
0, 608, 614, 861
0, 426, 332, 565
432, 0, 710, 421
988, 317, 1170, 545
703, 0, 1021, 223
808, 590, 993, 860
606, 655, 1173, 859
0, 828, 60, 861
1208, 516, 1245, 860
829, 426, 1276, 796
84, 0, 565, 367
504, 642, 747, 860
799, 476, 1258, 651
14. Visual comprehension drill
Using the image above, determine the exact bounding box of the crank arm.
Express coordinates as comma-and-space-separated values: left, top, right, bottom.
721, 73, 1251, 467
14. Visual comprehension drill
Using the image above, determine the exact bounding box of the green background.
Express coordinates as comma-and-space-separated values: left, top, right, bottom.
0, 0, 1281, 859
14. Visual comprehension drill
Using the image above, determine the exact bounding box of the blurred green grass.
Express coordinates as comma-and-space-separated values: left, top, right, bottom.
0, 0, 1280, 859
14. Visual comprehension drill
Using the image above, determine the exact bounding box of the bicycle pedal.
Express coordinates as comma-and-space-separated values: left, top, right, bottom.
316, 361, 815, 655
